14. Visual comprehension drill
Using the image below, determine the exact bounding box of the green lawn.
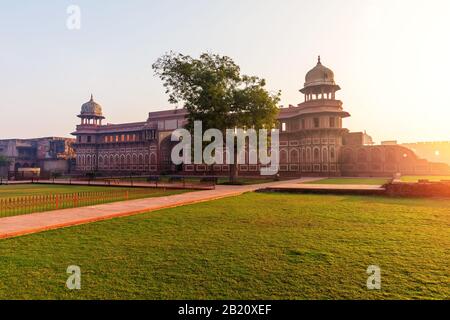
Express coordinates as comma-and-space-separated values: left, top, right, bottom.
0, 184, 146, 198
400, 175, 450, 183
0, 192, 448, 299
306, 178, 391, 185
0, 184, 189, 218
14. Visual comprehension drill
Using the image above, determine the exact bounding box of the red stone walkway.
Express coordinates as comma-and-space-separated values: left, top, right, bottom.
0, 178, 315, 239
0, 178, 389, 240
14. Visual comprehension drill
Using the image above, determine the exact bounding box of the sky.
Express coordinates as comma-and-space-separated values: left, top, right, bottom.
1, 0, 449, 143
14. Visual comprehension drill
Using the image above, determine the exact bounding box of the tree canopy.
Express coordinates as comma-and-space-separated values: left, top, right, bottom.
152, 52, 281, 133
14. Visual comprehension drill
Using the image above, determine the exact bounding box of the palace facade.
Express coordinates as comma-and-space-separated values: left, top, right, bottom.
72, 58, 449, 177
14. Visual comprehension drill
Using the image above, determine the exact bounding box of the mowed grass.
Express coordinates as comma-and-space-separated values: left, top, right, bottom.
0, 193, 448, 299
0, 184, 190, 218
0, 184, 147, 198
400, 175, 450, 183
306, 178, 391, 185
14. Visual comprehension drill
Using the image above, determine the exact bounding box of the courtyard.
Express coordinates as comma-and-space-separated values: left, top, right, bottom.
0, 192, 448, 299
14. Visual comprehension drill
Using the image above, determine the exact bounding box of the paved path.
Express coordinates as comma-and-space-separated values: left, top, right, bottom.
0, 177, 388, 240
0, 178, 319, 239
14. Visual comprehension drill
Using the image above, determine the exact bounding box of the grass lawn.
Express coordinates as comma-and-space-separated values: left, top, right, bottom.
0, 184, 190, 218
0, 184, 149, 198
305, 178, 391, 185
400, 175, 450, 183
0, 192, 448, 299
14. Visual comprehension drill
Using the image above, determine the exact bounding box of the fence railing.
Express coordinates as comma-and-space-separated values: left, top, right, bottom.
0, 188, 169, 218
91, 176, 217, 189
1, 176, 216, 190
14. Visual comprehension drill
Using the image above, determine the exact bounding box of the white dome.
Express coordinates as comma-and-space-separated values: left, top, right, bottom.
80, 94, 103, 117
304, 56, 336, 88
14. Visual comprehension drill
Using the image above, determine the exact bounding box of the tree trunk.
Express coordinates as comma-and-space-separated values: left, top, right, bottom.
229, 144, 238, 183
230, 164, 238, 183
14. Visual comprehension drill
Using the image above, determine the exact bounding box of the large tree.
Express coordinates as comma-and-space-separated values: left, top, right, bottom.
153, 52, 280, 181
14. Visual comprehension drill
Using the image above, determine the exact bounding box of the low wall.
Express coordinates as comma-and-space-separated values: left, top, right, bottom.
385, 182, 450, 198
39, 159, 70, 173
258, 187, 385, 196
260, 182, 450, 198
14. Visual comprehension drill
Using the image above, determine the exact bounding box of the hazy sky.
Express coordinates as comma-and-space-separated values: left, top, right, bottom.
1, 0, 449, 143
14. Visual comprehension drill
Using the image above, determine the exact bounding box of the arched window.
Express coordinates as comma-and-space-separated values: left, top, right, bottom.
330, 147, 335, 161
322, 148, 328, 163
306, 148, 311, 163
290, 149, 299, 163
280, 149, 288, 164
313, 148, 320, 162
150, 153, 157, 164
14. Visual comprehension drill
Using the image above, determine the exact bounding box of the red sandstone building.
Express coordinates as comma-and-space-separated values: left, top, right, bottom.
72, 58, 449, 177
0, 137, 75, 177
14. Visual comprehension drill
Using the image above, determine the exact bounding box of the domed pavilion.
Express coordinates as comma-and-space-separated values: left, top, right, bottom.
77, 94, 105, 125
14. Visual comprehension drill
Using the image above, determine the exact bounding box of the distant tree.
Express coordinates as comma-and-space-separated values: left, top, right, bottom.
0, 155, 9, 167
0, 156, 9, 179
152, 52, 280, 181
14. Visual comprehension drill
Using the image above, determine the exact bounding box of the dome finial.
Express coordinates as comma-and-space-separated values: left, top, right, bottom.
90, 93, 93, 101
318, 55, 321, 64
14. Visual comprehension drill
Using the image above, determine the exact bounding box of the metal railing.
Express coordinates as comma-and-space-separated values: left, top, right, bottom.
0, 188, 168, 218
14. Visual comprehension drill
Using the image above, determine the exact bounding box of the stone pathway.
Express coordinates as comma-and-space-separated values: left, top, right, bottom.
0, 177, 388, 240
0, 178, 318, 239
